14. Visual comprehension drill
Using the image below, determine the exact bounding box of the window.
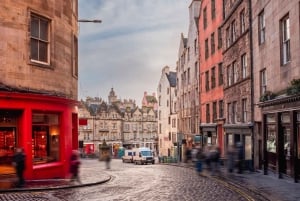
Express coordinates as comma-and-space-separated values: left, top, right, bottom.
232, 101, 237, 123
211, 0, 216, 19
281, 14, 290, 65
227, 65, 232, 86
218, 27, 222, 49
205, 71, 210, 91
205, 39, 209, 59
241, 54, 247, 78
203, 7, 207, 29
258, 10, 265, 44
242, 98, 247, 122
240, 9, 245, 34
233, 61, 238, 83
218, 63, 223, 85
187, 47, 190, 61
219, 100, 224, 118
30, 14, 50, 64
227, 103, 232, 123
211, 66, 216, 89
195, 62, 198, 79
211, 32, 215, 55
260, 69, 267, 95
213, 101, 217, 122
231, 20, 237, 42
206, 104, 210, 123
72, 36, 78, 78
226, 27, 231, 48
188, 68, 190, 84
32, 113, 60, 164
194, 39, 197, 55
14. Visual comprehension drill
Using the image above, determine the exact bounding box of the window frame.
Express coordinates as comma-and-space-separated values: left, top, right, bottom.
240, 9, 246, 34
211, 32, 215, 55
30, 13, 50, 65
218, 63, 223, 86
211, 0, 216, 20
260, 69, 267, 95
241, 54, 247, 79
203, 7, 207, 29
205, 38, 209, 59
258, 10, 265, 45
280, 14, 290, 65
211, 66, 216, 89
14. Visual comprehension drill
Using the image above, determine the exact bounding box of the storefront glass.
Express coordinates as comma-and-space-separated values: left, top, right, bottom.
32, 113, 60, 164
267, 125, 276, 153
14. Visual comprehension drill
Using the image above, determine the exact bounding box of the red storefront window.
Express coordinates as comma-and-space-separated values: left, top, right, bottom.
32, 113, 60, 164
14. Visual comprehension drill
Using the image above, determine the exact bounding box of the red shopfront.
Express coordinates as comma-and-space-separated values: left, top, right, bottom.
0, 92, 78, 180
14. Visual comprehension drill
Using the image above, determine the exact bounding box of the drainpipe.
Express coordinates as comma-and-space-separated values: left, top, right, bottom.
249, 0, 255, 171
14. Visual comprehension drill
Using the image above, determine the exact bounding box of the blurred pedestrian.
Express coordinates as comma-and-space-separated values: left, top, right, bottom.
237, 142, 244, 174
70, 150, 81, 183
227, 144, 235, 173
105, 153, 111, 169
204, 145, 212, 170
185, 147, 192, 163
210, 146, 220, 175
195, 147, 204, 174
13, 147, 26, 187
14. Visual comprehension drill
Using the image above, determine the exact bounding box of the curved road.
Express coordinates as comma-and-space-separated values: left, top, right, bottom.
0, 159, 266, 201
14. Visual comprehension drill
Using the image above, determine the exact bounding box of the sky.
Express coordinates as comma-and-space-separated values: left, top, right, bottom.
78, 0, 190, 106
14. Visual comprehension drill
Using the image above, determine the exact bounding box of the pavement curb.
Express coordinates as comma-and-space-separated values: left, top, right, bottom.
0, 175, 112, 193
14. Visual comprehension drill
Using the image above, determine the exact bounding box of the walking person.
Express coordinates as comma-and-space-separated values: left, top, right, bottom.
13, 147, 26, 187
236, 142, 244, 174
195, 147, 204, 175
227, 144, 235, 173
105, 153, 111, 169
70, 150, 81, 183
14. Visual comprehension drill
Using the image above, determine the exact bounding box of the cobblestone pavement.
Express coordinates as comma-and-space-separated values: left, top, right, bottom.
0, 160, 299, 201
0, 159, 270, 201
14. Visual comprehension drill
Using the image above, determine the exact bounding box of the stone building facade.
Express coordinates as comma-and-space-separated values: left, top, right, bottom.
198, 0, 225, 155
176, 0, 201, 150
78, 89, 158, 157
252, 0, 300, 181
157, 66, 178, 157
0, 0, 79, 180
222, 0, 254, 167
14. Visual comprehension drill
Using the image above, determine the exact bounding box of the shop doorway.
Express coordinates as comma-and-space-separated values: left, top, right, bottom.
0, 127, 16, 175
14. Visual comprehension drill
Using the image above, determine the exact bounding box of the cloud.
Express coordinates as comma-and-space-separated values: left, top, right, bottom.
78, 0, 190, 105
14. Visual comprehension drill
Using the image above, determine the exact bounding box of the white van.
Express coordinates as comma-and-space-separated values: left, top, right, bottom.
132, 147, 155, 165
122, 149, 134, 163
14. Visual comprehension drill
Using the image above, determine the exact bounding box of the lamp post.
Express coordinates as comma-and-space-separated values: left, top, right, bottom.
78, 19, 102, 23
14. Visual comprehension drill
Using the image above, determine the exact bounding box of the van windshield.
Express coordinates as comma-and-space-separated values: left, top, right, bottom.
141, 151, 152, 156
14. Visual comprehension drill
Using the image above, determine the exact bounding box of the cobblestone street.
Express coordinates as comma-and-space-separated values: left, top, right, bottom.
0, 159, 269, 201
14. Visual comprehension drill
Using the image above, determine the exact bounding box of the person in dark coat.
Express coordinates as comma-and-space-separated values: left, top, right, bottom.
13, 147, 26, 187
70, 150, 81, 183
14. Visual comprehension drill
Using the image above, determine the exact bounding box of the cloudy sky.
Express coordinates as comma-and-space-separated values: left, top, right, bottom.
78, 0, 190, 106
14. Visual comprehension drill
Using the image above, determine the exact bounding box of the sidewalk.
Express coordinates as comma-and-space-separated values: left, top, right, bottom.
0, 160, 111, 193
170, 161, 300, 201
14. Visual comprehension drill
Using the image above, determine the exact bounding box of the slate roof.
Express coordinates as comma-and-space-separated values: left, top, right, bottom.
166, 71, 177, 87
